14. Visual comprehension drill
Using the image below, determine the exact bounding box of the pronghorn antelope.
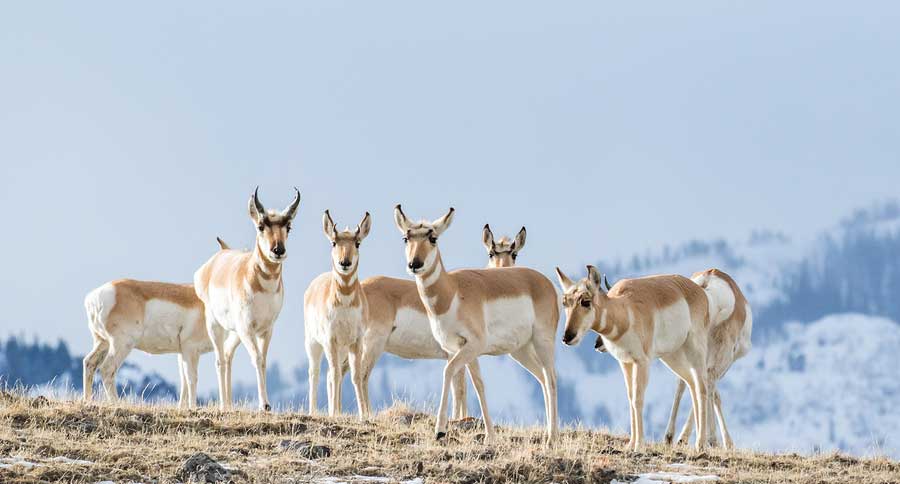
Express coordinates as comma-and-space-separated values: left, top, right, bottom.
556, 266, 711, 450
194, 188, 300, 410
393, 206, 559, 443
483, 225, 526, 268
83, 279, 236, 405
355, 225, 532, 420
304, 210, 372, 417
664, 268, 752, 449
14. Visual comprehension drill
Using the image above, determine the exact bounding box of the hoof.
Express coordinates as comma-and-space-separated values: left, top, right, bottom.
264, 404, 272, 411
436, 431, 447, 441
664, 434, 674, 445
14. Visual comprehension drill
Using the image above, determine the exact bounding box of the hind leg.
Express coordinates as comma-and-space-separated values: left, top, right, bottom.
465, 358, 495, 442
510, 345, 549, 423
98, 339, 134, 401
665, 379, 686, 445
82, 337, 108, 401
530, 335, 559, 444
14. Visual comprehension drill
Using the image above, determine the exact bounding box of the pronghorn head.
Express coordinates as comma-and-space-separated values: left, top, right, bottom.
556, 265, 611, 346
248, 187, 301, 264
483, 225, 526, 268
393, 205, 454, 276
323, 210, 372, 275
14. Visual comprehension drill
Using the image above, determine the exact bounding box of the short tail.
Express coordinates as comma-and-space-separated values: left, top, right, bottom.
216, 237, 230, 250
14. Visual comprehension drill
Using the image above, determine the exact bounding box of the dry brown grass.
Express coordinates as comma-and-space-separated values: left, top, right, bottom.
0, 392, 897, 483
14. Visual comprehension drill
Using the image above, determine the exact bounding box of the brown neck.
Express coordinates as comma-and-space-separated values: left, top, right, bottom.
415, 251, 457, 317
592, 293, 629, 340
331, 262, 360, 304
251, 242, 283, 293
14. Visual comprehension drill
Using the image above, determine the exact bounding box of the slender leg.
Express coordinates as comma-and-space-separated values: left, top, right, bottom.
706, 386, 719, 447
465, 358, 495, 441
307, 340, 324, 414
618, 361, 636, 448
531, 334, 559, 444
177, 354, 188, 408
183, 351, 200, 408
357, 334, 386, 417
324, 344, 343, 416
510, 345, 551, 430
82, 338, 108, 402
435, 343, 482, 439
712, 389, 733, 449
223, 333, 241, 405
677, 405, 695, 445
631, 362, 649, 450
664, 379, 686, 445
205, 315, 230, 409
238, 330, 270, 411
98, 339, 134, 401
348, 342, 367, 419
451, 370, 468, 420
688, 367, 709, 450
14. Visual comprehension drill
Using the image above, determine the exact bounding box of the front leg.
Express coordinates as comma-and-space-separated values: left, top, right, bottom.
436, 342, 482, 440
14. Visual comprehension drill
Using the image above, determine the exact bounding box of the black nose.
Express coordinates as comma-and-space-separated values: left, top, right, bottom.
409, 259, 424, 270
340, 260, 352, 268
272, 244, 285, 256
562, 331, 575, 345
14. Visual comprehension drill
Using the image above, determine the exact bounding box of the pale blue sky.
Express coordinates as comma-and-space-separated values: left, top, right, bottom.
1, 1, 898, 388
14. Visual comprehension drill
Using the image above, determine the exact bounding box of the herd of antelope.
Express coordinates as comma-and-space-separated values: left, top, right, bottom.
82, 188, 752, 450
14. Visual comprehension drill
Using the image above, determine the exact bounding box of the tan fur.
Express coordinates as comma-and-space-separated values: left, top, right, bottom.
194, 188, 299, 411
394, 206, 560, 444
558, 267, 711, 451
83, 279, 221, 407
666, 268, 753, 449
304, 211, 371, 418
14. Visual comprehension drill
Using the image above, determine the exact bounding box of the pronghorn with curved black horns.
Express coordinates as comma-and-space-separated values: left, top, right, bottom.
393, 205, 560, 443
556, 266, 711, 450
664, 268, 752, 449
354, 224, 532, 420
194, 187, 300, 410
304, 210, 372, 417
483, 225, 526, 268
83, 279, 237, 406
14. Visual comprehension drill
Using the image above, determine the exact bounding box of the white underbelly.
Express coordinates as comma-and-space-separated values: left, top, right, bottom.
135, 300, 199, 355
482, 296, 536, 355
650, 300, 692, 357
386, 307, 446, 359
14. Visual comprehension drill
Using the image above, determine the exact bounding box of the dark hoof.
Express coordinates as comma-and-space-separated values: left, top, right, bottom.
436, 431, 447, 441
664, 434, 674, 445
264, 404, 272, 411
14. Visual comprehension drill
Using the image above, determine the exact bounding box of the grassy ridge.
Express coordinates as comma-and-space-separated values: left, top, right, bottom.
0, 392, 897, 483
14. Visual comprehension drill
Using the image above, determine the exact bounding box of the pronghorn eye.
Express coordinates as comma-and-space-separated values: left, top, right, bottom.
355, 242, 360, 249
511, 253, 518, 260
286, 225, 292, 233
402, 237, 408, 244
580, 299, 591, 308
331, 241, 337, 247
489, 252, 495, 258
257, 225, 265, 232
429, 237, 438, 244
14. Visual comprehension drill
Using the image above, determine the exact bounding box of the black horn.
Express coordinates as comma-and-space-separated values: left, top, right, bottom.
253, 186, 266, 215
283, 187, 301, 219
603, 275, 612, 291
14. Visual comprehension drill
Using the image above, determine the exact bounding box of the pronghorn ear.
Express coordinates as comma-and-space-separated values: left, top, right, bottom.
587, 265, 603, 292
322, 210, 336, 241
513, 226, 527, 252
248, 186, 266, 223
281, 187, 302, 220
482, 224, 495, 252
356, 212, 372, 242
432, 207, 455, 236
394, 204, 411, 234
555, 267, 574, 291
